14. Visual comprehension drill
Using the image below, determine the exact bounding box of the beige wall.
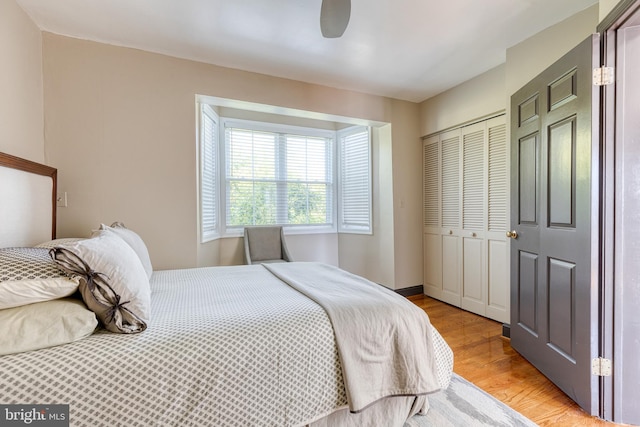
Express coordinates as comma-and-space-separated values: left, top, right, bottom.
419, 4, 598, 135
506, 5, 598, 99
600, 0, 622, 20
389, 100, 424, 288
419, 64, 506, 137
0, 1, 44, 163
42, 33, 422, 287
339, 125, 396, 286
9, 1, 602, 289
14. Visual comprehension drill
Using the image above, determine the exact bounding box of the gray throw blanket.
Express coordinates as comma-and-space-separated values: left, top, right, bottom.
263, 262, 443, 413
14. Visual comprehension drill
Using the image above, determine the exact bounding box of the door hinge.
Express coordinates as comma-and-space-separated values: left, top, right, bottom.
592, 357, 612, 376
593, 67, 614, 86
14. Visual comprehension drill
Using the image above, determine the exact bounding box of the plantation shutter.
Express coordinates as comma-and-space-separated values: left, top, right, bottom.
200, 104, 219, 242
339, 126, 371, 233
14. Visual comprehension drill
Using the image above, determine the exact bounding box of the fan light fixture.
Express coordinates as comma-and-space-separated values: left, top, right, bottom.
320, 0, 351, 38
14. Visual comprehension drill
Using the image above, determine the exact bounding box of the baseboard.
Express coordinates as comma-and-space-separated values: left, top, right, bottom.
395, 285, 424, 297
502, 324, 511, 338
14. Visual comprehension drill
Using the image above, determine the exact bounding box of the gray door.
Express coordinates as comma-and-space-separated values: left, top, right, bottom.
509, 35, 600, 415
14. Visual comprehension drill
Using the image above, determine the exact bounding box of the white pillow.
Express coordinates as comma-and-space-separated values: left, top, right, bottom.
95, 223, 153, 279
51, 231, 150, 334
0, 247, 80, 310
0, 298, 98, 356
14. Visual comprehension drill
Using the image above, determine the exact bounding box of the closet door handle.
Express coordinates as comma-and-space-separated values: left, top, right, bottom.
506, 230, 519, 239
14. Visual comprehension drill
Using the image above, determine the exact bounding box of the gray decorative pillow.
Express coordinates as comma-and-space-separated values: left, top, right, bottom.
94, 222, 153, 279
0, 247, 80, 310
50, 231, 150, 334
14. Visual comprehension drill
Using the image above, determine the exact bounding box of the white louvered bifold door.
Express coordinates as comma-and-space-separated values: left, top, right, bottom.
463, 125, 486, 232
423, 136, 443, 298
485, 116, 509, 323
488, 120, 508, 233
423, 136, 440, 231
440, 129, 462, 306
422, 114, 508, 323
461, 122, 487, 316
441, 132, 460, 230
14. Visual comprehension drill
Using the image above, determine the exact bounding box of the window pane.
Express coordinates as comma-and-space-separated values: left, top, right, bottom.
224, 120, 334, 229
286, 183, 330, 225
227, 180, 277, 226
307, 138, 328, 181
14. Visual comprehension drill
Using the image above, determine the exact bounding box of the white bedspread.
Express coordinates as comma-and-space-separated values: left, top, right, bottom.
0, 264, 452, 426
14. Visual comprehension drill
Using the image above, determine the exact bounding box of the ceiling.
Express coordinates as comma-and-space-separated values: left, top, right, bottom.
16, 0, 598, 103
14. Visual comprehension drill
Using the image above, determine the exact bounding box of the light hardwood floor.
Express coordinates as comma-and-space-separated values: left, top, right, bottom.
408, 295, 623, 427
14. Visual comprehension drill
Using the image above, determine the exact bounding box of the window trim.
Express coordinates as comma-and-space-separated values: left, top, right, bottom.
198, 104, 373, 240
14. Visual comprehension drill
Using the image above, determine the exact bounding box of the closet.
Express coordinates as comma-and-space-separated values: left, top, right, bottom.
422, 114, 508, 323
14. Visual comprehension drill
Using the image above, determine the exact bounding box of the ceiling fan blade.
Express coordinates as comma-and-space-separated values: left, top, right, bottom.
320, 0, 351, 38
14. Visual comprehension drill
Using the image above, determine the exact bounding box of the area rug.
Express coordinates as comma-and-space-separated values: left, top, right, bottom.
405, 373, 538, 427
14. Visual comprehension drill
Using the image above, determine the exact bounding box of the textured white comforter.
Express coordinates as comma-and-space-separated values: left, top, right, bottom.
0, 264, 452, 426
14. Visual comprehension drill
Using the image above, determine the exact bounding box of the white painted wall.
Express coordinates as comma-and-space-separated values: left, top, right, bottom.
41, 33, 422, 288
600, 0, 623, 20
389, 100, 423, 288
420, 4, 598, 135
339, 125, 396, 286
5, 0, 602, 291
419, 64, 506, 137
0, 0, 44, 163
505, 5, 598, 99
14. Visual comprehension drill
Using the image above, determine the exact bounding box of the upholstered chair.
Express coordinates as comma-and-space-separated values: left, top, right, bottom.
243, 226, 292, 265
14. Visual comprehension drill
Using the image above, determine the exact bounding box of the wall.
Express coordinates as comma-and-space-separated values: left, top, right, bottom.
505, 5, 599, 99
419, 64, 506, 137
419, 4, 599, 135
389, 100, 423, 288
339, 125, 395, 286
600, 0, 623, 20
0, 0, 44, 163
42, 33, 422, 288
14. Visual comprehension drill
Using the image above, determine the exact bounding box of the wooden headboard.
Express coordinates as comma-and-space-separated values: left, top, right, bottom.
0, 152, 57, 247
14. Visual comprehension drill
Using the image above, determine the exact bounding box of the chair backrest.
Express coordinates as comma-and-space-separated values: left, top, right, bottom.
243, 226, 292, 264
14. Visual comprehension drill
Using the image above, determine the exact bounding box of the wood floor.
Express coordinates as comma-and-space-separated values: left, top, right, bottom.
409, 295, 622, 427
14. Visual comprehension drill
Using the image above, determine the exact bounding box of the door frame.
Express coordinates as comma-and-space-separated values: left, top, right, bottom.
598, 0, 640, 423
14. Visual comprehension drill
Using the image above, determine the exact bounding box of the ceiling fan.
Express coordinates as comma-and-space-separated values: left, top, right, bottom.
320, 0, 351, 38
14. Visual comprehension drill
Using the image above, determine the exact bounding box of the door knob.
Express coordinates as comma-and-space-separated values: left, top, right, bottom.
506, 230, 519, 239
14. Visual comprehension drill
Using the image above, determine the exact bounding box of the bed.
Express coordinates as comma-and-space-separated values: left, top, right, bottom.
0, 152, 453, 427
